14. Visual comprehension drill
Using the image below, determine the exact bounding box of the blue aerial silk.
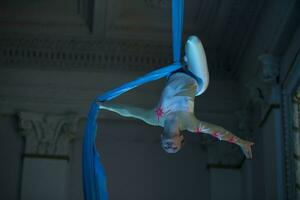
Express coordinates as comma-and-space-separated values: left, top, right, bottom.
82, 1, 184, 200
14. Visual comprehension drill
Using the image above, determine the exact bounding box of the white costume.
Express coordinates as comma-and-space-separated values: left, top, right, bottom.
157, 73, 196, 115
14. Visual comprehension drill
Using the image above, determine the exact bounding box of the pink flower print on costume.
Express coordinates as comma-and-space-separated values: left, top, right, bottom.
195, 127, 201, 135
155, 106, 164, 122
212, 131, 221, 141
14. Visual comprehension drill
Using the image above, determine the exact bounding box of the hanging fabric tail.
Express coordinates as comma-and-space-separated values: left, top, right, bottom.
82, 1, 184, 200
83, 102, 108, 200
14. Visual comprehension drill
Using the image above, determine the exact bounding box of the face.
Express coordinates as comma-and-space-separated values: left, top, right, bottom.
161, 133, 185, 153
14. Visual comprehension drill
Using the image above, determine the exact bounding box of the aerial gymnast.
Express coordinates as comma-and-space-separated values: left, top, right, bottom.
82, 1, 253, 199
98, 36, 254, 156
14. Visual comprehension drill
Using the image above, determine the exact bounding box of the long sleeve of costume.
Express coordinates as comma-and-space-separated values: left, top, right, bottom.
183, 114, 245, 147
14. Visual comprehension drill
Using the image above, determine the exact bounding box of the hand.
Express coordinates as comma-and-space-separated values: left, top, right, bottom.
95, 101, 101, 109
240, 140, 254, 159
96, 101, 105, 108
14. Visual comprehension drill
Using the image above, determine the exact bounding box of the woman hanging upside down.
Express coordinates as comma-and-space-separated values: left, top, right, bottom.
97, 36, 254, 159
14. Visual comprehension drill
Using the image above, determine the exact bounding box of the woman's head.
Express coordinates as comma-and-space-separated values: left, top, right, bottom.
160, 132, 184, 153
161, 114, 185, 153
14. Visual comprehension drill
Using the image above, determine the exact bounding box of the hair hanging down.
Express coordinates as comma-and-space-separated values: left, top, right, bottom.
82, 1, 185, 200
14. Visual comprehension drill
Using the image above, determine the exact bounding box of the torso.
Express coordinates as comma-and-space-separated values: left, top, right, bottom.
154, 72, 197, 125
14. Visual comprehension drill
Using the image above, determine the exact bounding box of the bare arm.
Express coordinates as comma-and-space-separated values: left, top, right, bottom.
98, 102, 161, 127
184, 115, 254, 159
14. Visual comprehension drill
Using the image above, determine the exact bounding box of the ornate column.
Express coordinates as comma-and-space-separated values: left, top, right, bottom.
292, 90, 300, 199
243, 54, 284, 200
18, 112, 80, 200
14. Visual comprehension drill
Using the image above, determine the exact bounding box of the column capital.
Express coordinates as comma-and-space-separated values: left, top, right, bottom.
242, 54, 281, 125
245, 54, 280, 103
18, 112, 80, 156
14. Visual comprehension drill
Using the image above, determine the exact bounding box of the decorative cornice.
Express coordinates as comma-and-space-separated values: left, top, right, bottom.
18, 111, 80, 156
0, 35, 172, 72
0, 34, 236, 79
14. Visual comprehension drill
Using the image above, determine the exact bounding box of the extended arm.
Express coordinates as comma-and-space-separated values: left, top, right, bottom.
98, 102, 161, 127
184, 115, 254, 159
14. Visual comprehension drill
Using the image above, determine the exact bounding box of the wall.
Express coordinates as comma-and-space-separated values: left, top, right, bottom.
69, 120, 211, 200
210, 168, 241, 200
261, 108, 284, 200
0, 115, 23, 200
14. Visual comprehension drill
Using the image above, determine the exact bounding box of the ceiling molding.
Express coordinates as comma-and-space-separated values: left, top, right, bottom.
0, 34, 172, 72
0, 34, 232, 78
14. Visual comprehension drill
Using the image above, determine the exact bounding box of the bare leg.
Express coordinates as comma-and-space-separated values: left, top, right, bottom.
182, 114, 254, 159
98, 101, 161, 127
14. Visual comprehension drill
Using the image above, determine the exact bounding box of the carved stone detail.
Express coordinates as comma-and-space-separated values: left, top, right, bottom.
258, 54, 280, 82
0, 35, 172, 72
292, 89, 300, 199
280, 43, 300, 200
18, 112, 80, 156
243, 54, 280, 123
